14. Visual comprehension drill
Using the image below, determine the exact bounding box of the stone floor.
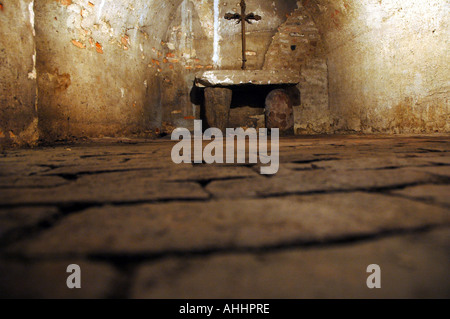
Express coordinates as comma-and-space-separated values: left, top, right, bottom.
0, 135, 449, 299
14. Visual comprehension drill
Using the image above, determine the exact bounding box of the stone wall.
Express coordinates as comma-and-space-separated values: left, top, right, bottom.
0, 0, 38, 148
33, 0, 297, 140
1, 0, 448, 146
303, 0, 449, 133
35, 0, 172, 141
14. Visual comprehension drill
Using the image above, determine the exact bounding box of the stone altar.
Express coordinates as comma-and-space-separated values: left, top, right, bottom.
194, 70, 301, 133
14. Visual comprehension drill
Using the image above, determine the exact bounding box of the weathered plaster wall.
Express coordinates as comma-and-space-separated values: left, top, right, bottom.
35, 0, 180, 141
2, 0, 448, 144
0, 0, 38, 147
303, 0, 449, 133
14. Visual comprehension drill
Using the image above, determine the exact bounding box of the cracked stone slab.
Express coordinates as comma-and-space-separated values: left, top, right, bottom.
40, 165, 256, 185
0, 164, 54, 177
410, 166, 450, 178
158, 166, 259, 182
419, 157, 450, 165
195, 70, 301, 87
309, 156, 431, 171
131, 228, 450, 299
277, 156, 431, 175
0, 175, 209, 205
32, 157, 182, 178
0, 144, 175, 170
206, 168, 439, 198
7, 193, 449, 258
0, 260, 119, 299
40, 161, 184, 177
392, 184, 450, 207
417, 147, 449, 153
278, 153, 347, 164
0, 207, 59, 240
0, 175, 68, 188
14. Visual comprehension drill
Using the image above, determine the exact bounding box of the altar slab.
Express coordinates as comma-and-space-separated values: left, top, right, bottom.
195, 70, 302, 87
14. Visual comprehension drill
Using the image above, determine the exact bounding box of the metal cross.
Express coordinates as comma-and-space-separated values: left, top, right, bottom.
225, 0, 261, 70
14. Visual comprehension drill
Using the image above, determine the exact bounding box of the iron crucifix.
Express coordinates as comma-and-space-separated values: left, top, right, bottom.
225, 0, 261, 70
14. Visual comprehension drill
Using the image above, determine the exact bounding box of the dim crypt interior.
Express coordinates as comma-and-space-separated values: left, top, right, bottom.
0, 0, 449, 299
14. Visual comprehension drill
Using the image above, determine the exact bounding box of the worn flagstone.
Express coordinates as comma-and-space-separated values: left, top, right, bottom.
131, 228, 450, 299
0, 261, 119, 299
0, 135, 448, 298
7, 193, 449, 258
